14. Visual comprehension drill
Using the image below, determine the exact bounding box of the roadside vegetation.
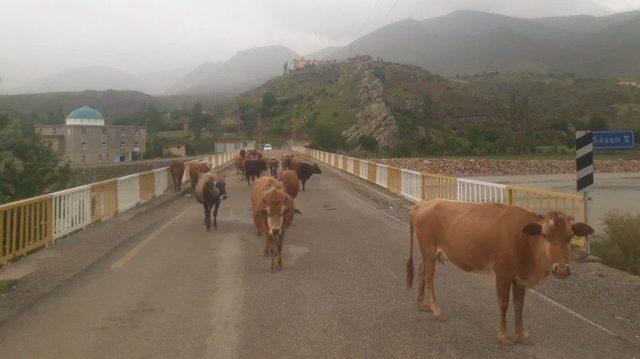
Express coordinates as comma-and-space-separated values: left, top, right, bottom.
592, 211, 640, 275
0, 114, 69, 203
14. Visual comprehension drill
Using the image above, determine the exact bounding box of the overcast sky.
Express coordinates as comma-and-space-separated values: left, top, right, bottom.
1, 0, 639, 87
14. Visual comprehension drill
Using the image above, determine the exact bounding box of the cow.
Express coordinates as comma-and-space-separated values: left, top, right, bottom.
169, 161, 185, 192
281, 154, 294, 171
244, 158, 267, 185
194, 172, 227, 231
297, 162, 322, 191
239, 148, 246, 158
288, 157, 301, 173
251, 177, 298, 272
268, 157, 279, 177
234, 154, 246, 176
278, 170, 299, 199
405, 199, 593, 345
188, 161, 212, 192
246, 149, 262, 159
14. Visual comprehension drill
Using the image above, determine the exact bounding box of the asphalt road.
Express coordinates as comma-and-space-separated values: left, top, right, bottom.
0, 152, 638, 358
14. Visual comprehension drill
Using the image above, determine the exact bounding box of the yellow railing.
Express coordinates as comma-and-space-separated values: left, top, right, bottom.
293, 144, 588, 251
0, 194, 53, 264
0, 149, 239, 266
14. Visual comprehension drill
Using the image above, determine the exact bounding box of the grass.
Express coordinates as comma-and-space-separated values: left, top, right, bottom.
0, 279, 19, 294
591, 211, 640, 276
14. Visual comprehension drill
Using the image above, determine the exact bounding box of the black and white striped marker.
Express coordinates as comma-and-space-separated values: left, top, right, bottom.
576, 131, 593, 192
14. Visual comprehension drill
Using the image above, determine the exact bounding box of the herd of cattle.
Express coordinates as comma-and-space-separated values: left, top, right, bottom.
168, 149, 596, 346
169, 149, 321, 272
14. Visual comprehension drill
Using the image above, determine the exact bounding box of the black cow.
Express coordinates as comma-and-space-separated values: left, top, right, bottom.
268, 158, 279, 177
297, 162, 322, 191
195, 173, 228, 231
244, 158, 267, 185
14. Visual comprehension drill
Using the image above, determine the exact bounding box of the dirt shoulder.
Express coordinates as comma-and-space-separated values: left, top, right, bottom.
370, 157, 640, 176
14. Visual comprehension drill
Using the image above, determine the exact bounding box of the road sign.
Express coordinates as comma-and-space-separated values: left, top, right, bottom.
576, 131, 593, 192
592, 130, 635, 149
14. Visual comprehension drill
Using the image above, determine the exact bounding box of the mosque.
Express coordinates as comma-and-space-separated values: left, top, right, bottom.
35, 106, 147, 164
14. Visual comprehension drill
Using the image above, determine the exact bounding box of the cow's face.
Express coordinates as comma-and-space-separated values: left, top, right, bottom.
523, 212, 593, 279
312, 163, 322, 174
216, 178, 227, 200
262, 190, 289, 236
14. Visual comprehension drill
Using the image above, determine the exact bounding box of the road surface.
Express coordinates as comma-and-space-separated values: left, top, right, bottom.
0, 152, 637, 358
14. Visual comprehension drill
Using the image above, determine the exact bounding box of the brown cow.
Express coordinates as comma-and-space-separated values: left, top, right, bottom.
169, 161, 185, 191
251, 177, 298, 272
288, 157, 301, 173
194, 172, 228, 230
234, 154, 246, 176
406, 199, 593, 345
268, 157, 279, 177
278, 170, 299, 199
281, 154, 295, 171
189, 161, 211, 192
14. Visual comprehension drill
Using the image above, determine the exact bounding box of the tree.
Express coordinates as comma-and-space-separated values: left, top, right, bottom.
283, 61, 288, 75
589, 115, 609, 131
190, 101, 206, 137
311, 121, 345, 152
0, 114, 69, 203
357, 135, 378, 152
262, 91, 277, 109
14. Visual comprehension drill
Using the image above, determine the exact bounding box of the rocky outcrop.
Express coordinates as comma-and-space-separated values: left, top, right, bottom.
343, 58, 399, 149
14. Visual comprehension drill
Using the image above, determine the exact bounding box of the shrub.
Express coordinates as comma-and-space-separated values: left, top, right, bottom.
357, 135, 378, 152
591, 211, 640, 275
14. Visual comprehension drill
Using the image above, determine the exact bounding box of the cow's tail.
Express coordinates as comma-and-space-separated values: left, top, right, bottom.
406, 216, 415, 289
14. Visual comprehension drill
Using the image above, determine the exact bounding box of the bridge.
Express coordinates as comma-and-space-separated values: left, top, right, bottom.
0, 148, 638, 357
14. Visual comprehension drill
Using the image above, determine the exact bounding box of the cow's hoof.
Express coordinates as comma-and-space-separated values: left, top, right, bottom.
433, 313, 446, 322
497, 333, 513, 346
417, 303, 431, 312
516, 335, 533, 346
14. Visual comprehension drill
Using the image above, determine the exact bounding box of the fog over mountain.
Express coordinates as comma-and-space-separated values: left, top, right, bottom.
2, 1, 639, 95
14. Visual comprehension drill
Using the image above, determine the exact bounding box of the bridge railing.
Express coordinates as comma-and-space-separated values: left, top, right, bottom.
0, 149, 238, 265
292, 145, 587, 250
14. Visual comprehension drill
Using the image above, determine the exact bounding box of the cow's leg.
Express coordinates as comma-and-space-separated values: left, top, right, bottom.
495, 275, 513, 345
268, 235, 279, 273
421, 246, 444, 321
276, 232, 285, 270
416, 261, 430, 312
301, 179, 306, 191
512, 282, 532, 345
212, 199, 219, 230
203, 204, 211, 231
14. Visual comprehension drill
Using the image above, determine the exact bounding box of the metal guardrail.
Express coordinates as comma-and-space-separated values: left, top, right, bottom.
293, 145, 587, 250
0, 150, 238, 265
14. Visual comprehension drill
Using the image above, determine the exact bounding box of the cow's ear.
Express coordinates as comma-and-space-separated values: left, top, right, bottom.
572, 223, 594, 237
522, 223, 542, 236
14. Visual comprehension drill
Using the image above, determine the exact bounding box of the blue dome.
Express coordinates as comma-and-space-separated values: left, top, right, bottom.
67, 106, 103, 120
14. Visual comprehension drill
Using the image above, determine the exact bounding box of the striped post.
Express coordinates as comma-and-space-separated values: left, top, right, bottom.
576, 130, 593, 253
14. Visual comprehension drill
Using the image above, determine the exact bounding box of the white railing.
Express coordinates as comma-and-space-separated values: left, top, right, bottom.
456, 178, 507, 203
153, 168, 169, 197
347, 158, 354, 174
117, 174, 141, 212
52, 185, 91, 239
359, 160, 369, 179
376, 164, 388, 188
401, 169, 422, 202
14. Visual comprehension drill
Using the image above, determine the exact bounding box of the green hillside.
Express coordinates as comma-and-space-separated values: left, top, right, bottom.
221, 58, 640, 156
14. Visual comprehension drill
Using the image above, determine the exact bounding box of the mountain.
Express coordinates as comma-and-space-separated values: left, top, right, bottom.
12, 66, 144, 94
328, 10, 640, 78
219, 57, 640, 153
6, 66, 190, 95
0, 89, 231, 127
305, 46, 343, 59
169, 45, 299, 94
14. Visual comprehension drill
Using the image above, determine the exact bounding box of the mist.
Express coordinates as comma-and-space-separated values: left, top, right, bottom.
1, 0, 638, 91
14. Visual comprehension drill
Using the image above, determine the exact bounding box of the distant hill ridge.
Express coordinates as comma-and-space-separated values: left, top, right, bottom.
328, 10, 640, 78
